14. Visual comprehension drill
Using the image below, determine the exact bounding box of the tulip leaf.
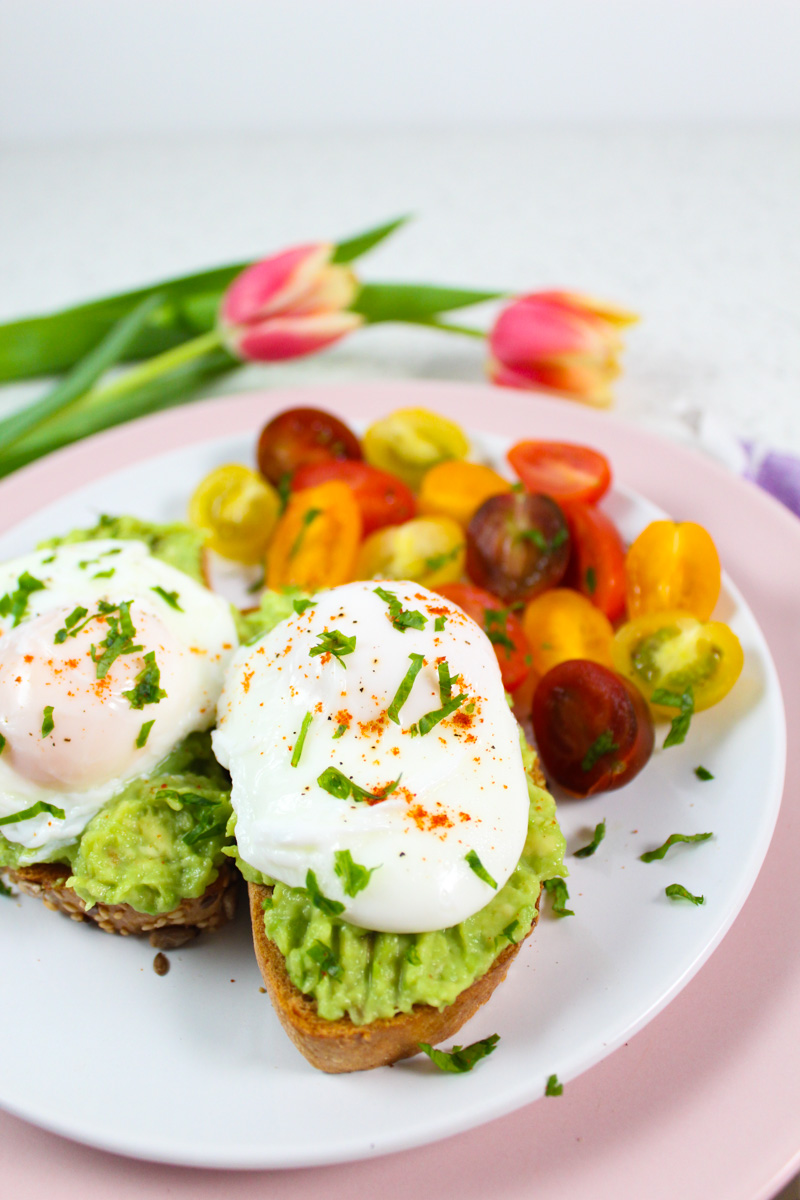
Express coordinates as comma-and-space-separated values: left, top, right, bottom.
351, 283, 505, 325
331, 215, 411, 265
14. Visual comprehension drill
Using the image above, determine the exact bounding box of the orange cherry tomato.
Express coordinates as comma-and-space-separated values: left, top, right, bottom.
291, 461, 416, 536
562, 501, 627, 622
522, 588, 614, 679
266, 481, 361, 590
436, 582, 532, 692
418, 461, 511, 528
625, 521, 721, 621
355, 516, 465, 588
507, 441, 612, 505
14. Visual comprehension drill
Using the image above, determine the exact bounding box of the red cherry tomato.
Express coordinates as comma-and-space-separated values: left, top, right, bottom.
257, 407, 362, 486
436, 582, 532, 692
508, 441, 612, 505
466, 492, 570, 605
532, 659, 654, 796
562, 501, 627, 622
291, 460, 416, 536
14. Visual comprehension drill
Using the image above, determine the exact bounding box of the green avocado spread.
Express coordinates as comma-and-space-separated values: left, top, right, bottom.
0, 518, 232, 914
242, 736, 565, 1025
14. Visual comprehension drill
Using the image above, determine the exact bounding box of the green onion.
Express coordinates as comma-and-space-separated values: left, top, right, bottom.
309, 629, 356, 668
0, 571, 46, 627
543, 876, 574, 917
437, 660, 453, 702
373, 586, 428, 633
332, 723, 347, 739
665, 883, 705, 905
418, 1034, 500, 1073
574, 819, 606, 858
651, 686, 695, 748
414, 692, 468, 737
695, 765, 714, 781
317, 766, 401, 803
289, 507, 323, 560
41, 706, 55, 738
545, 1074, 564, 1096
135, 719, 155, 749
434, 615, 446, 632
151, 586, 182, 611
305, 869, 345, 916
465, 849, 497, 889
387, 653, 425, 724
0, 800, 65, 827
123, 650, 167, 709
293, 598, 317, 616
581, 730, 619, 772
291, 712, 313, 767
333, 849, 379, 897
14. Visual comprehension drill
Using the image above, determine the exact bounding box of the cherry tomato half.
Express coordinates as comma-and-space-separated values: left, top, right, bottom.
266, 481, 362, 590
562, 501, 627, 622
436, 582, 532, 691
291, 460, 415, 536
355, 516, 465, 588
362, 408, 469, 490
188, 464, 280, 564
532, 660, 654, 796
257, 407, 362, 486
611, 610, 743, 714
508, 441, 612, 505
625, 521, 721, 622
522, 588, 614, 678
466, 492, 570, 604
418, 461, 511, 528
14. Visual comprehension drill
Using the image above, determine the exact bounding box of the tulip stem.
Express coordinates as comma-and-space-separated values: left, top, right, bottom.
79, 329, 223, 409
418, 319, 486, 340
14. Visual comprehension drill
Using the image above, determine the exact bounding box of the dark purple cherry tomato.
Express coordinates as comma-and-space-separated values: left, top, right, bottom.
257, 407, 362, 486
532, 659, 654, 796
466, 492, 570, 604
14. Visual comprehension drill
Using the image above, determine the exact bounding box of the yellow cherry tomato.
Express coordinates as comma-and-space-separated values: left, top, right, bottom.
522, 588, 614, 678
355, 516, 465, 587
626, 520, 721, 621
362, 408, 469, 490
418, 460, 512, 527
612, 610, 743, 714
267, 481, 362, 590
189, 464, 280, 564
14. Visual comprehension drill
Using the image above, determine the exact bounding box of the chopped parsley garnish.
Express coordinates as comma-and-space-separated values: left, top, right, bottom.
309, 629, 356, 667
41, 555, 56, 565
307, 940, 341, 978
164, 790, 230, 846
418, 1034, 500, 1073
333, 849, 379, 897
640, 831, 712, 862
510, 481, 525, 494
373, 586, 427, 633
437, 660, 453, 702
0, 733, 5, 755
317, 766, 400, 803
465, 849, 497, 889
651, 686, 694, 748
695, 765, 714, 781
545, 1073, 564, 1097
585, 566, 597, 595
387, 653, 425, 724
665, 883, 705, 905
0, 799, 65, 827
519, 526, 568, 553
305, 868, 345, 916
423, 545, 463, 573
332, 723, 347, 739
434, 615, 446, 632
123, 650, 167, 709
543, 876, 574, 917
135, 719, 155, 748
581, 729, 619, 772
92, 568, 115, 580
574, 819, 606, 858
291, 711, 313, 767
91, 600, 143, 679
289, 506, 323, 559
411, 692, 468, 737
484, 608, 515, 656
0, 571, 46, 627
0, 877, 12, 898
54, 605, 90, 643
246, 568, 266, 596
292, 598, 317, 616
277, 472, 292, 514
151, 586, 182, 611
41, 706, 55, 738
502, 920, 519, 942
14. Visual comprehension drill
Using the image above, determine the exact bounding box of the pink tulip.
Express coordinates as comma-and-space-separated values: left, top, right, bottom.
219, 243, 363, 362
487, 291, 638, 407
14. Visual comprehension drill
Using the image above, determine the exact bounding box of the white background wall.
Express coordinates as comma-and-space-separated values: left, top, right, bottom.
2, 0, 800, 141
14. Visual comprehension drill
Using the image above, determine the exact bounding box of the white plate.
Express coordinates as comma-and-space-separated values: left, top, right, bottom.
0, 418, 785, 1169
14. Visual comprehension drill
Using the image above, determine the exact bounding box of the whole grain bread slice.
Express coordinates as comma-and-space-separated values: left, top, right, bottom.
5, 859, 238, 948
249, 879, 541, 1073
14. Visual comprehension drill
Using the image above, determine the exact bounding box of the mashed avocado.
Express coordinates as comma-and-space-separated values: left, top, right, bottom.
234, 586, 312, 645
0, 518, 232, 914
246, 736, 566, 1025
40, 513, 206, 583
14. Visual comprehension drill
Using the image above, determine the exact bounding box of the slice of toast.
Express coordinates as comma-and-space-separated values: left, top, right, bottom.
249, 879, 541, 1073
4, 859, 238, 948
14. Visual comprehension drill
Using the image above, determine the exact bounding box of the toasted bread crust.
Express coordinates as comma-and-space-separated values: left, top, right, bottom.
5, 859, 238, 946
249, 881, 541, 1073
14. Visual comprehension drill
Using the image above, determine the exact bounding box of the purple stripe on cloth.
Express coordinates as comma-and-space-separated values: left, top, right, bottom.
742, 444, 800, 520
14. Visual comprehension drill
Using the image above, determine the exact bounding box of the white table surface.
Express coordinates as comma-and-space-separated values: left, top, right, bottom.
0, 126, 798, 1198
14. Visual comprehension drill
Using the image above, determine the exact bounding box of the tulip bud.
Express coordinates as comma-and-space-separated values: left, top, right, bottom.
487, 291, 638, 407
219, 243, 363, 362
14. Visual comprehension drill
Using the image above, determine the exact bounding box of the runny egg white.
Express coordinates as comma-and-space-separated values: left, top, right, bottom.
212, 581, 530, 933
0, 539, 238, 852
